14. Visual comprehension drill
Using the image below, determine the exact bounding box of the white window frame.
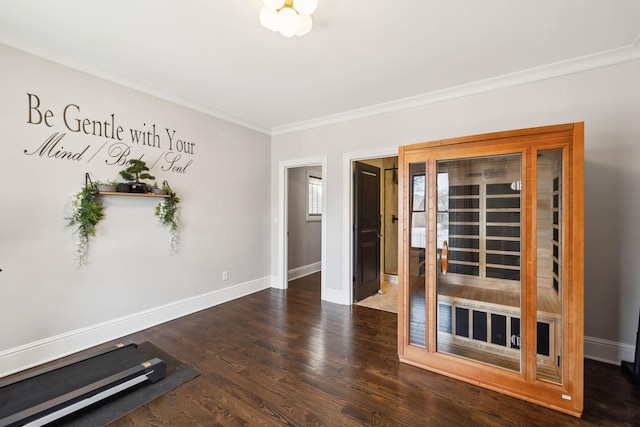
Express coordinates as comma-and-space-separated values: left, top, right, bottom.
307, 172, 322, 221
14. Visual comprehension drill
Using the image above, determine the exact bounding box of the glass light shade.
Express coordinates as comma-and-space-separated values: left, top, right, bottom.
259, 6, 279, 31
263, 0, 285, 9
296, 14, 312, 36
277, 7, 299, 37
293, 0, 318, 15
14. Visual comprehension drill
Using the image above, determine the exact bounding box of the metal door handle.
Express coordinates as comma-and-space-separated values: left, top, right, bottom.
391, 214, 398, 223
441, 241, 448, 274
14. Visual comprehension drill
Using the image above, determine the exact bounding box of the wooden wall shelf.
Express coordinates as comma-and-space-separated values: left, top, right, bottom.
98, 191, 169, 198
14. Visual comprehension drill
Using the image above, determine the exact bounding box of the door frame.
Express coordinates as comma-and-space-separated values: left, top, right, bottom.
342, 147, 398, 305
277, 157, 327, 297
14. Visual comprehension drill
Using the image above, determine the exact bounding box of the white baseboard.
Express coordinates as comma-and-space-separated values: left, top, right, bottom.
0, 276, 271, 378
269, 275, 282, 289
322, 287, 350, 305
288, 261, 321, 281
584, 335, 635, 365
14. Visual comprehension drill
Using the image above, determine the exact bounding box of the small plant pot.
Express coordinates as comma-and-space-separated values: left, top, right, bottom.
130, 182, 148, 193
96, 184, 117, 192
117, 183, 131, 192
152, 188, 168, 195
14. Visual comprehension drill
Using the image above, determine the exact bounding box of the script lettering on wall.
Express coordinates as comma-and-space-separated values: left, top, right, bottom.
23, 93, 195, 174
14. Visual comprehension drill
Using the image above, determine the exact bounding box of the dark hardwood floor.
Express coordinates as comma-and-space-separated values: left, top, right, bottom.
92, 272, 638, 425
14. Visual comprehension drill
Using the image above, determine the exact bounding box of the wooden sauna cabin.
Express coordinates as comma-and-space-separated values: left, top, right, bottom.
397, 123, 584, 417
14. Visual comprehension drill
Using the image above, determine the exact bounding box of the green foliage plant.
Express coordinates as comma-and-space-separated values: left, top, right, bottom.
119, 159, 155, 183
67, 182, 104, 267
95, 179, 119, 188
155, 184, 180, 253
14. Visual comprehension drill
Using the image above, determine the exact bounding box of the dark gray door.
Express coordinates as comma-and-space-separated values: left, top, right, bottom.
354, 161, 381, 302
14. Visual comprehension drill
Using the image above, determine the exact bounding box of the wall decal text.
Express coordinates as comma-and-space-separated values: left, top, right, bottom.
23, 93, 196, 175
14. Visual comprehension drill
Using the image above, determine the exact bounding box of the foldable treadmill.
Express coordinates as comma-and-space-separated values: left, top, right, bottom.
622, 309, 640, 387
0, 342, 166, 427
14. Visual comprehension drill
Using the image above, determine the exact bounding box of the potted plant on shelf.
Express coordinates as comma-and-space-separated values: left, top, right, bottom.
67, 179, 104, 267
96, 179, 119, 193
151, 181, 168, 195
119, 159, 155, 193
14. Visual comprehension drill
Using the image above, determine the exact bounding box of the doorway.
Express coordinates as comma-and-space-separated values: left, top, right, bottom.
287, 166, 322, 282
277, 157, 327, 298
383, 166, 399, 277
352, 155, 399, 308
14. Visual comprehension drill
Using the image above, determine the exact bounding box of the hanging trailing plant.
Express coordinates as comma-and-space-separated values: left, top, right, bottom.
155, 182, 180, 254
67, 176, 104, 267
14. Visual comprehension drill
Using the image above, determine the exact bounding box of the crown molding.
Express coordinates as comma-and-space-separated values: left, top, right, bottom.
3, 28, 639, 138
271, 38, 640, 136
0, 30, 271, 136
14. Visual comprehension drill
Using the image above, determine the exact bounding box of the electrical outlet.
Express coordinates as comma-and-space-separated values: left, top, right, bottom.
222, 271, 228, 281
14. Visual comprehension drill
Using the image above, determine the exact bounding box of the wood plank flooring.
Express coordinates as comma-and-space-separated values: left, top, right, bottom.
87, 272, 639, 425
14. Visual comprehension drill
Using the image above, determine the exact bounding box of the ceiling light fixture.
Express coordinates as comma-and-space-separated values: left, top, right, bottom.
259, 0, 317, 37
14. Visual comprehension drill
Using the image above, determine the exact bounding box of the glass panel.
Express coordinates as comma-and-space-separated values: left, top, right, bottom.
536, 149, 563, 383
436, 154, 522, 373
437, 172, 449, 250
409, 162, 426, 347
411, 174, 426, 248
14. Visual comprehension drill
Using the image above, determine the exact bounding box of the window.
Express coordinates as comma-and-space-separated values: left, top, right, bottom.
307, 173, 322, 221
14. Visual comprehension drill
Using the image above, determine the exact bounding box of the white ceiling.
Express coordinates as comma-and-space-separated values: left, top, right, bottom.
1, 0, 639, 135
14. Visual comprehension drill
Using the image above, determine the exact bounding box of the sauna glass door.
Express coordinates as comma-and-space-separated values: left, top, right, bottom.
436, 154, 522, 372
